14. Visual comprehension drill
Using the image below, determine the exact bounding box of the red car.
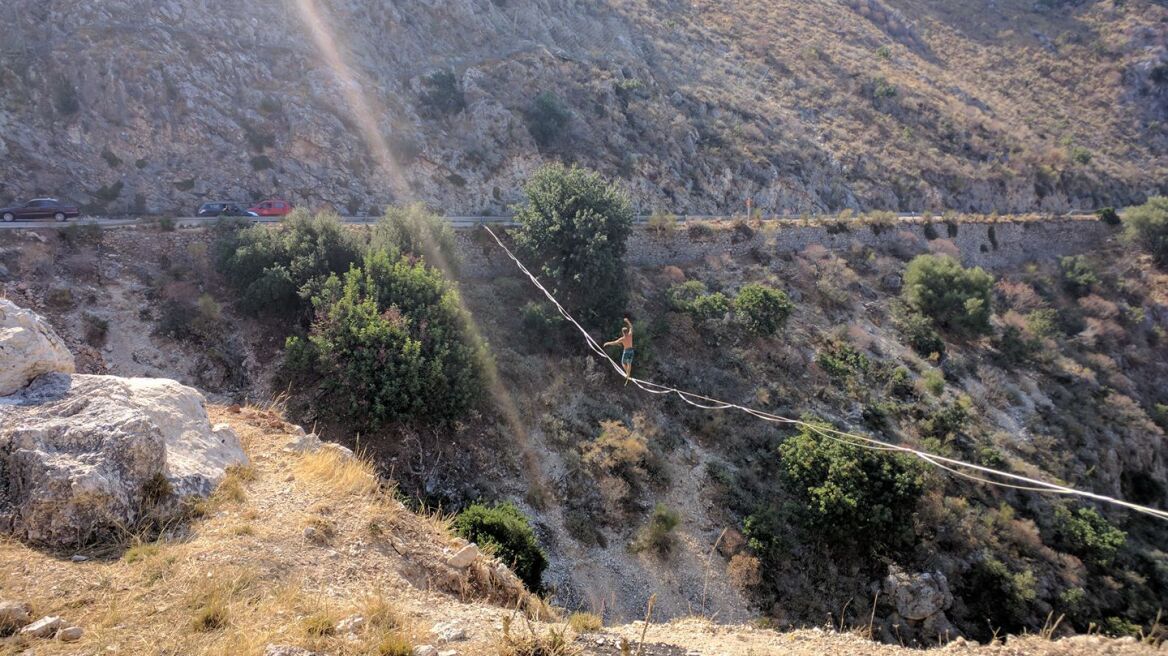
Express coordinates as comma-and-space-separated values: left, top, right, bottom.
248, 199, 294, 217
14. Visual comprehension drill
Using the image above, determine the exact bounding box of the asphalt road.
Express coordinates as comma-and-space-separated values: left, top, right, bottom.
0, 213, 932, 231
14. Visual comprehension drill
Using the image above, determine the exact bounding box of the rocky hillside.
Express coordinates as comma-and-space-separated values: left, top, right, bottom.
0, 0, 1165, 216
3, 215, 1166, 648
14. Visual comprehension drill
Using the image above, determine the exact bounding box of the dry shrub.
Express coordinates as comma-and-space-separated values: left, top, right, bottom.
727, 553, 762, 591
926, 238, 960, 259
294, 447, 379, 497
1078, 294, 1119, 319
660, 265, 685, 284
63, 251, 100, 282
187, 571, 257, 633
568, 611, 602, 633
495, 615, 579, 656
995, 280, 1045, 312
1076, 317, 1126, 349
887, 230, 926, 260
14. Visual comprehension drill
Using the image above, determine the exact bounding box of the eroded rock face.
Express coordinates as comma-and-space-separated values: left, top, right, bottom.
0, 299, 75, 396
0, 373, 247, 547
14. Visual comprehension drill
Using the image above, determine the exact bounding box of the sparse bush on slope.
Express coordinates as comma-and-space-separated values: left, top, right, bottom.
734, 283, 793, 336
1059, 255, 1098, 297
1123, 196, 1168, 267
1051, 506, 1126, 567
513, 164, 633, 327
667, 280, 730, 321
419, 69, 465, 117
524, 91, 571, 149
902, 254, 994, 336
454, 502, 548, 592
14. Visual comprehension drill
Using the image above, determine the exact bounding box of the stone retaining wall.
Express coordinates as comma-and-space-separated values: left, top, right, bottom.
454, 218, 1117, 279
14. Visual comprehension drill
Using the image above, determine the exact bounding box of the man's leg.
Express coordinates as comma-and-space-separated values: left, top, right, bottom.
624, 362, 632, 384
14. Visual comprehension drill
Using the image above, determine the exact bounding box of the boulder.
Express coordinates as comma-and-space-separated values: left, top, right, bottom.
446, 543, 481, 569
882, 566, 953, 621
335, 614, 364, 634
0, 372, 247, 547
56, 625, 84, 642
0, 299, 75, 396
431, 620, 467, 644
19, 615, 63, 637
0, 600, 31, 631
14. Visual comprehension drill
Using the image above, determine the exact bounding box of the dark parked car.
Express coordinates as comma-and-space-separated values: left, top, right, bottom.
196, 202, 258, 218
1, 198, 80, 222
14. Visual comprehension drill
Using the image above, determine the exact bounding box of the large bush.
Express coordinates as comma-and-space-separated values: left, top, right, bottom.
215, 210, 362, 321
524, 91, 571, 149
667, 281, 730, 321
287, 250, 485, 428
1059, 255, 1098, 297
959, 554, 1035, 641
1052, 506, 1126, 567
453, 502, 548, 592
371, 203, 458, 271
1123, 196, 1168, 267
902, 255, 994, 336
513, 164, 634, 326
734, 283, 793, 336
778, 419, 924, 556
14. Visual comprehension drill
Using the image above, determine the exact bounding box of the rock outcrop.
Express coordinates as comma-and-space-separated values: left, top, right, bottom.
0, 299, 74, 396
0, 302, 247, 548
1, 373, 248, 546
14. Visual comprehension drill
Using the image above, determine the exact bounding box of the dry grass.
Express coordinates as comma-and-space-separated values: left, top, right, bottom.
293, 446, 379, 497
568, 611, 603, 633
495, 615, 580, 656
0, 408, 502, 656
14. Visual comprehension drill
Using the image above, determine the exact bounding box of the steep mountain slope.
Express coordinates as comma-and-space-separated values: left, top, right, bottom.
0, 0, 1164, 215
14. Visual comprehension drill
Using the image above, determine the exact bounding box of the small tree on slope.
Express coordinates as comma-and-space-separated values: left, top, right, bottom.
513, 164, 634, 328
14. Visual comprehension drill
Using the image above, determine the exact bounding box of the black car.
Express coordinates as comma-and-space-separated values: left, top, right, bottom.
196, 202, 258, 218
1, 198, 81, 222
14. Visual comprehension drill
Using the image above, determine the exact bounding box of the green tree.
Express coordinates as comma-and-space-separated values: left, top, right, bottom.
289, 250, 485, 428
215, 209, 362, 321
513, 164, 634, 326
734, 284, 793, 336
902, 255, 994, 335
419, 70, 465, 116
778, 419, 924, 556
1052, 506, 1126, 567
371, 203, 458, 272
524, 92, 571, 149
1059, 255, 1099, 297
1123, 196, 1168, 267
453, 503, 548, 591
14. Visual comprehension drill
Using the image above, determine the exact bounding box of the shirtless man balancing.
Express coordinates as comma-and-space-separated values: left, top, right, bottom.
604, 317, 635, 384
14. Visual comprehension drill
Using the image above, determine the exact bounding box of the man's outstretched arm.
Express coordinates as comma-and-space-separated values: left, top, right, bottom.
624, 317, 633, 334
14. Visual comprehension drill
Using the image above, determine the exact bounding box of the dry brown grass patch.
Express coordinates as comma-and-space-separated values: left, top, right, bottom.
495, 615, 579, 656
294, 447, 379, 497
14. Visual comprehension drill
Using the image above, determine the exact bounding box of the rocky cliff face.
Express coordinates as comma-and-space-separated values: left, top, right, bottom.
0, 0, 1164, 216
